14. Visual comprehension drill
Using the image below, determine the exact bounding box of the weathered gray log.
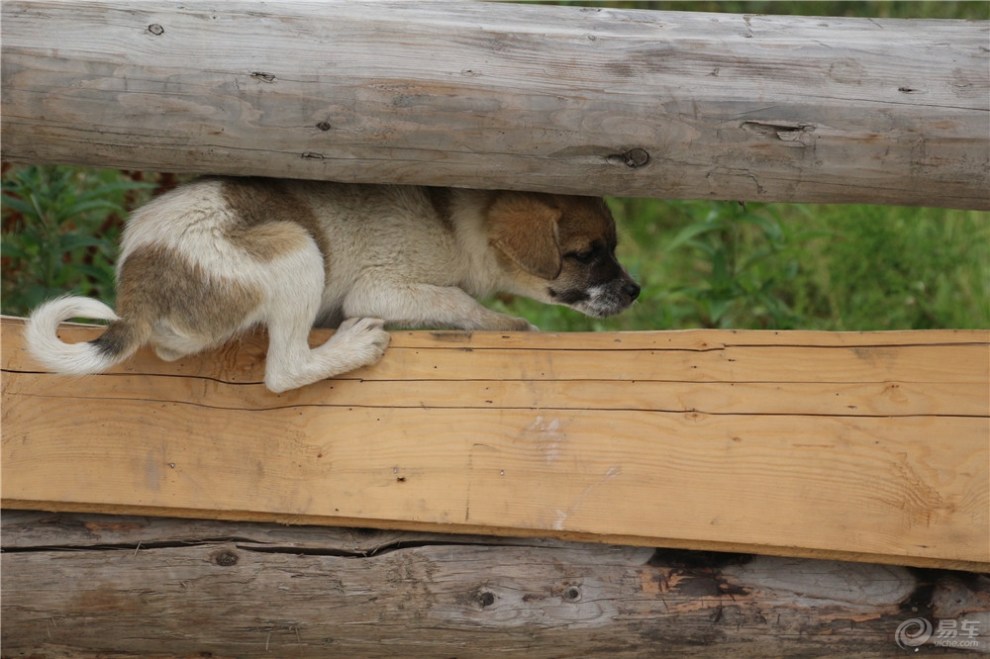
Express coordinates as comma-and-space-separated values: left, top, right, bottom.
1, 1, 987, 209
2, 511, 989, 657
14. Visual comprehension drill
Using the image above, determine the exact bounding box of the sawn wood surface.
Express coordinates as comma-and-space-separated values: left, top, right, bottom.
2, 318, 987, 570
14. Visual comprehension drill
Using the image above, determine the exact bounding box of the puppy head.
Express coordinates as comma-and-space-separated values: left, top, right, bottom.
488, 192, 640, 318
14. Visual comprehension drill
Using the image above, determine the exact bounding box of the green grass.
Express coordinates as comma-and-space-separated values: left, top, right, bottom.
2, 1, 987, 331
6, 163, 984, 331
487, 198, 990, 331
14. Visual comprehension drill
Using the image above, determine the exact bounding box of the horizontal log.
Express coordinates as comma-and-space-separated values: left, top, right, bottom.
3, 511, 989, 657
2, 318, 988, 570
1, 1, 988, 208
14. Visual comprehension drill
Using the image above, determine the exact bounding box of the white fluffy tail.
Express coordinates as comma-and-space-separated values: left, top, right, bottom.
25, 296, 127, 374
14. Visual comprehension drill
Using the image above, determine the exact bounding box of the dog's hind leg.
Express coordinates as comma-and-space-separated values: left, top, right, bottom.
264, 315, 389, 393
152, 324, 214, 362
259, 245, 389, 394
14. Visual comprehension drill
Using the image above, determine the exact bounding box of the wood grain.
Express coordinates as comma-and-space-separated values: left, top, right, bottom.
2, 318, 987, 570
3, 511, 988, 657
2, 1, 988, 208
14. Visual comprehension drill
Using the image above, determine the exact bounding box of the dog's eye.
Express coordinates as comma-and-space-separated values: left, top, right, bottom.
567, 248, 595, 264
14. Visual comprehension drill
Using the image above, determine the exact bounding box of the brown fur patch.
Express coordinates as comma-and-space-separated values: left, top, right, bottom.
551, 195, 617, 256
116, 244, 262, 344
230, 221, 314, 261
90, 319, 143, 360
219, 178, 331, 271
488, 192, 563, 279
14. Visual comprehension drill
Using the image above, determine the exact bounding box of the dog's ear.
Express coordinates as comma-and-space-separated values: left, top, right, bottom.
488, 193, 563, 280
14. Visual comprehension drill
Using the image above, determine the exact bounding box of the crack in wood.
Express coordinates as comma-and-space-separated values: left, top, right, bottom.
1, 535, 567, 560
3, 388, 982, 418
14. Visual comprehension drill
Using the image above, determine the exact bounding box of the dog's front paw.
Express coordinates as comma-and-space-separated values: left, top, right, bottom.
332, 317, 391, 366
501, 315, 539, 332
513, 315, 540, 332
512, 318, 540, 332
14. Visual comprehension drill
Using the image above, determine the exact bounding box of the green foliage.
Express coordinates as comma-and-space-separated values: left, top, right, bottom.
659, 202, 803, 329
1, 166, 154, 314
488, 198, 989, 332
3, 165, 985, 331
784, 205, 990, 330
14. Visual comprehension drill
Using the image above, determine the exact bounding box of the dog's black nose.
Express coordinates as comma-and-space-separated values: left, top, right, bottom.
624, 281, 641, 301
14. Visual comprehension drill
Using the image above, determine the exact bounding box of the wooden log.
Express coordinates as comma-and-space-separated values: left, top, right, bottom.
1, 1, 987, 209
2, 511, 988, 657
2, 317, 988, 571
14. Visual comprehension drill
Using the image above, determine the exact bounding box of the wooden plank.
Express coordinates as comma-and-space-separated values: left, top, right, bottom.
2, 1, 988, 209
7, 373, 986, 417
6, 319, 988, 386
3, 511, 989, 657
2, 318, 988, 570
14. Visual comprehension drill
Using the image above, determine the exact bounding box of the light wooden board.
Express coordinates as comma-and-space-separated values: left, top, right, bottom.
4, 511, 989, 657
2, 318, 988, 569
2, 1, 988, 208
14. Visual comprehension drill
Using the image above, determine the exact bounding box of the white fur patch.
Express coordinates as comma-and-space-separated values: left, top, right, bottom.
25, 296, 120, 374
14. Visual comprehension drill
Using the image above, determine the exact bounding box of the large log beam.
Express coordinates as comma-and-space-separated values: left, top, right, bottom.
1, 1, 987, 209
3, 511, 989, 657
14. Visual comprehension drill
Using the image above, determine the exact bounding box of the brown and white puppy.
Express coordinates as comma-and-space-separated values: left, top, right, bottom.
27, 178, 639, 392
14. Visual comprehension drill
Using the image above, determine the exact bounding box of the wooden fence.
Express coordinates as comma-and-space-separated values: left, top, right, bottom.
3, 318, 988, 655
4, 510, 989, 657
1, 1, 988, 656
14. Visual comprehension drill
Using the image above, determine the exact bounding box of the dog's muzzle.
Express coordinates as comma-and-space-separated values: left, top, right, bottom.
579, 276, 640, 318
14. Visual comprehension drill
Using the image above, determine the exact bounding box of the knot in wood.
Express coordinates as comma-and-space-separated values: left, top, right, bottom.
250, 71, 277, 83
563, 586, 582, 602
476, 589, 496, 608
608, 148, 651, 169
212, 550, 239, 567
147, 24, 165, 36
622, 148, 650, 168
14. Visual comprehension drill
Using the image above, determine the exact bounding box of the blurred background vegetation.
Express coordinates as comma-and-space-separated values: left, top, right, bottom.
2, 1, 987, 331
